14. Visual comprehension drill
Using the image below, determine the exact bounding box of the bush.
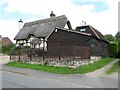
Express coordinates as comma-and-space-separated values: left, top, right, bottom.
109, 42, 118, 58
116, 45, 120, 58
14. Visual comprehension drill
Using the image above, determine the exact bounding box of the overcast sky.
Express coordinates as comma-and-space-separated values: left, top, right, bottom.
0, 0, 119, 43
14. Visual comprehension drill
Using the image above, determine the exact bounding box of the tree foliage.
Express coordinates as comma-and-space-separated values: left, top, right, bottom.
115, 32, 120, 44
115, 32, 120, 58
104, 32, 120, 58
109, 42, 118, 58
2, 44, 15, 55
104, 34, 116, 42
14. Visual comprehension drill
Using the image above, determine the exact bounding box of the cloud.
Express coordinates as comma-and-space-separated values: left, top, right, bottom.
0, 0, 119, 42
0, 19, 19, 43
3, 0, 95, 16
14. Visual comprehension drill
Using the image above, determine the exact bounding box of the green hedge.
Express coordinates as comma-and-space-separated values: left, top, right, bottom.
109, 42, 118, 58
116, 45, 120, 58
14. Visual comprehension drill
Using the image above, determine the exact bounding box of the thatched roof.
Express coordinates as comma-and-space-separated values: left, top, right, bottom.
14, 15, 69, 40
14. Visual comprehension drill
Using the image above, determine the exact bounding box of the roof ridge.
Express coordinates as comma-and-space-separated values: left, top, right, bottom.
56, 27, 91, 36
24, 15, 67, 27
89, 25, 100, 39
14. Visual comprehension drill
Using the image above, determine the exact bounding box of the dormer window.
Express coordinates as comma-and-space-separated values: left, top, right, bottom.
80, 28, 86, 32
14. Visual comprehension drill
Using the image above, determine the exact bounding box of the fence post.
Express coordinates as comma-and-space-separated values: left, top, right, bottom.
58, 46, 61, 60
30, 49, 32, 61
42, 39, 46, 64
43, 41, 45, 61
43, 51, 45, 61
72, 46, 74, 61
30, 55, 32, 61
10, 51, 11, 61
18, 49, 20, 61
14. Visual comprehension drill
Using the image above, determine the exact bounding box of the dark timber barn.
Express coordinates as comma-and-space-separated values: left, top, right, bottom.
12, 13, 109, 64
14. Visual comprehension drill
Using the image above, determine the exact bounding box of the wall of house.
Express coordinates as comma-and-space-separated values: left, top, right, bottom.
47, 29, 109, 58
87, 38, 109, 57
47, 29, 92, 59
75, 26, 109, 57
47, 29, 91, 46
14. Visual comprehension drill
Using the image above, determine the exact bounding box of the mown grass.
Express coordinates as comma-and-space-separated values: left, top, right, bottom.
75, 58, 116, 74
6, 58, 115, 74
6, 62, 74, 74
105, 59, 120, 75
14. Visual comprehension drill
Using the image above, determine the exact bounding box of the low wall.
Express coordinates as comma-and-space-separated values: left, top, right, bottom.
10, 57, 101, 68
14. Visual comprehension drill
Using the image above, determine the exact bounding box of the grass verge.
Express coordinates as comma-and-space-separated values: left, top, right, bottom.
105, 59, 120, 75
6, 58, 115, 74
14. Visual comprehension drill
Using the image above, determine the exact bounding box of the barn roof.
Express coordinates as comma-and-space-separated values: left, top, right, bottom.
14, 15, 69, 40
77, 25, 107, 42
46, 27, 92, 40
47, 26, 108, 43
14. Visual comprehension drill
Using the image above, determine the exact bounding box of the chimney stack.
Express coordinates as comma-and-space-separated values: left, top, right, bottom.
50, 11, 55, 17
81, 21, 86, 26
18, 19, 23, 30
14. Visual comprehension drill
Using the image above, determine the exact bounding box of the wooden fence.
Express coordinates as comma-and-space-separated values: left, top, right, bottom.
10, 46, 91, 63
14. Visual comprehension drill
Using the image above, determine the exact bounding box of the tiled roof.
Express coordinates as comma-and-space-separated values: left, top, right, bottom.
2, 37, 13, 45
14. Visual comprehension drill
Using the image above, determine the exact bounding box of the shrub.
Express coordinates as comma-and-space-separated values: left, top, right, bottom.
116, 45, 120, 58
109, 42, 118, 58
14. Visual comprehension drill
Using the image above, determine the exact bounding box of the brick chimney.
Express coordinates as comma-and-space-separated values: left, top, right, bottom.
50, 11, 55, 17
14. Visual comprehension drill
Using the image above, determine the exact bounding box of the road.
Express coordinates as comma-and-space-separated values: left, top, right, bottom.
3, 71, 88, 88
2, 66, 118, 88
1, 54, 119, 88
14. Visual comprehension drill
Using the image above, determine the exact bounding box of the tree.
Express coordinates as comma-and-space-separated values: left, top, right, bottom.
109, 42, 118, 58
104, 34, 116, 42
104, 34, 119, 58
115, 31, 120, 44
2, 44, 15, 55
115, 31, 120, 58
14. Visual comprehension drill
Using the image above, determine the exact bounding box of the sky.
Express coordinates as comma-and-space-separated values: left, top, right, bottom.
0, 0, 119, 43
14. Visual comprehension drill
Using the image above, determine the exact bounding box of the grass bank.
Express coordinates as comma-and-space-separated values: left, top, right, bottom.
6, 58, 115, 74
105, 59, 120, 75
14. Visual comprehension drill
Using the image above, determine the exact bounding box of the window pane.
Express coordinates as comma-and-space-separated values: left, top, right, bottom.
80, 29, 86, 32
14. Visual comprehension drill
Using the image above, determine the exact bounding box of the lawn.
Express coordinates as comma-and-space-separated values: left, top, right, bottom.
105, 59, 120, 75
6, 58, 115, 74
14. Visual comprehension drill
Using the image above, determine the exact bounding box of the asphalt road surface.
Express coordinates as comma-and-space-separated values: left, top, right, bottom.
2, 71, 90, 88
2, 68, 118, 88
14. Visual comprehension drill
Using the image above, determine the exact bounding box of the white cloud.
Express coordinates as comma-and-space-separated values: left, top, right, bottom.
0, 19, 19, 43
0, 0, 119, 42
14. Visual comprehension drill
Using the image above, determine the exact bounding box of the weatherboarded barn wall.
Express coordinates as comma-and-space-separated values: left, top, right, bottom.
47, 29, 91, 59
47, 28, 109, 58
75, 25, 109, 57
